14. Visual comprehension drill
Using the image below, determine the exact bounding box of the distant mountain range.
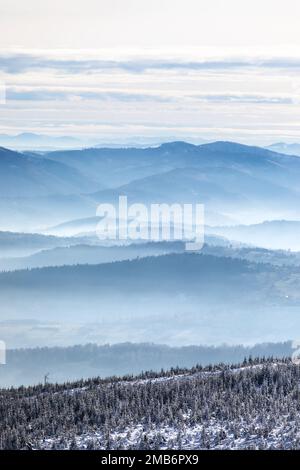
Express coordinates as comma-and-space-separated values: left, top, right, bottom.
207, 220, 300, 251
44, 212, 235, 236
0, 230, 95, 257
1, 236, 300, 272
0, 241, 185, 271
267, 142, 300, 156
0, 133, 209, 151
1, 140, 300, 230
0, 235, 234, 271
2, 139, 300, 353
0, 147, 102, 197
42, 140, 300, 190
44, 216, 104, 236
0, 133, 85, 151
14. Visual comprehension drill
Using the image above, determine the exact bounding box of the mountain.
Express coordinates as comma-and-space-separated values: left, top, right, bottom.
4, 139, 300, 198
44, 141, 300, 192
0, 253, 299, 348
202, 241, 300, 266
0, 133, 84, 151
207, 220, 300, 251
39, 141, 300, 226
0, 230, 95, 257
0, 236, 231, 271
0, 253, 261, 293
90, 165, 300, 222
267, 142, 300, 157
0, 241, 186, 271
0, 133, 194, 151
0, 147, 101, 197
0, 192, 100, 232
44, 216, 104, 236
7, 235, 299, 272
43, 144, 191, 187
3, 141, 300, 231
44, 212, 235, 237
0, 341, 293, 388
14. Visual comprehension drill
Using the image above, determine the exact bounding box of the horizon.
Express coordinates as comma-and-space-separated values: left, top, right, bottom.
0, 133, 300, 152
2, 1, 300, 145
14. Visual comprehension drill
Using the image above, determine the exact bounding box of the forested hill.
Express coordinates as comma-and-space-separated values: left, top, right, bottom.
1, 341, 293, 387
2, 357, 300, 450
0, 252, 275, 291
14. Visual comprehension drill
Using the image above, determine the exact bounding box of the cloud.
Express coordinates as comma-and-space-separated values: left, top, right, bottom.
3, 53, 300, 74
6, 89, 173, 103
1, 50, 299, 145
191, 94, 294, 105
5, 87, 294, 105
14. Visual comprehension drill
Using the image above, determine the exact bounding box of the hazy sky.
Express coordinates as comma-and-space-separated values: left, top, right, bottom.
1, 0, 300, 144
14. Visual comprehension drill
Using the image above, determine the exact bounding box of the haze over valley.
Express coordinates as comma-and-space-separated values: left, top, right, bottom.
0, 140, 300, 386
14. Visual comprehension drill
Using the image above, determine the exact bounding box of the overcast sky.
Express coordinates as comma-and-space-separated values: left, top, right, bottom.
1, 0, 300, 144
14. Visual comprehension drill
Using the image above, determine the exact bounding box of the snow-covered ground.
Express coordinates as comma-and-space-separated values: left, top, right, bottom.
41, 415, 300, 450
35, 361, 300, 450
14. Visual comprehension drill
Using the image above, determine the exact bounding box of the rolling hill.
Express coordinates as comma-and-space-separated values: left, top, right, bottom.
0, 253, 299, 347
0, 341, 291, 388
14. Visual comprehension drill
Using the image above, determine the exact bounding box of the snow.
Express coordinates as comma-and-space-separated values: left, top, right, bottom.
37, 362, 297, 450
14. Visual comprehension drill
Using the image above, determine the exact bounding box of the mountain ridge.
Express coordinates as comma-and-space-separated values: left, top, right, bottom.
0, 147, 101, 197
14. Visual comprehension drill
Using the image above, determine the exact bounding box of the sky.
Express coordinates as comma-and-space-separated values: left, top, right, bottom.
1, 0, 300, 145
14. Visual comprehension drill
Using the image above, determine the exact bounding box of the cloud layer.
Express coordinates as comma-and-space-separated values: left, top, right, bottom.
3, 53, 300, 74
1, 50, 300, 145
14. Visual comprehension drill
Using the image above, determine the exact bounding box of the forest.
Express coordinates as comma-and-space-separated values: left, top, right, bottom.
1, 357, 300, 450
0, 341, 293, 387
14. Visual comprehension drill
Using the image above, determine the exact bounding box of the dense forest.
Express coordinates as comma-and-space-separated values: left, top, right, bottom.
2, 357, 300, 450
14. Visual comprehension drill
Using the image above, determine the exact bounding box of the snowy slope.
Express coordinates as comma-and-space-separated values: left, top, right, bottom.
2, 358, 300, 450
